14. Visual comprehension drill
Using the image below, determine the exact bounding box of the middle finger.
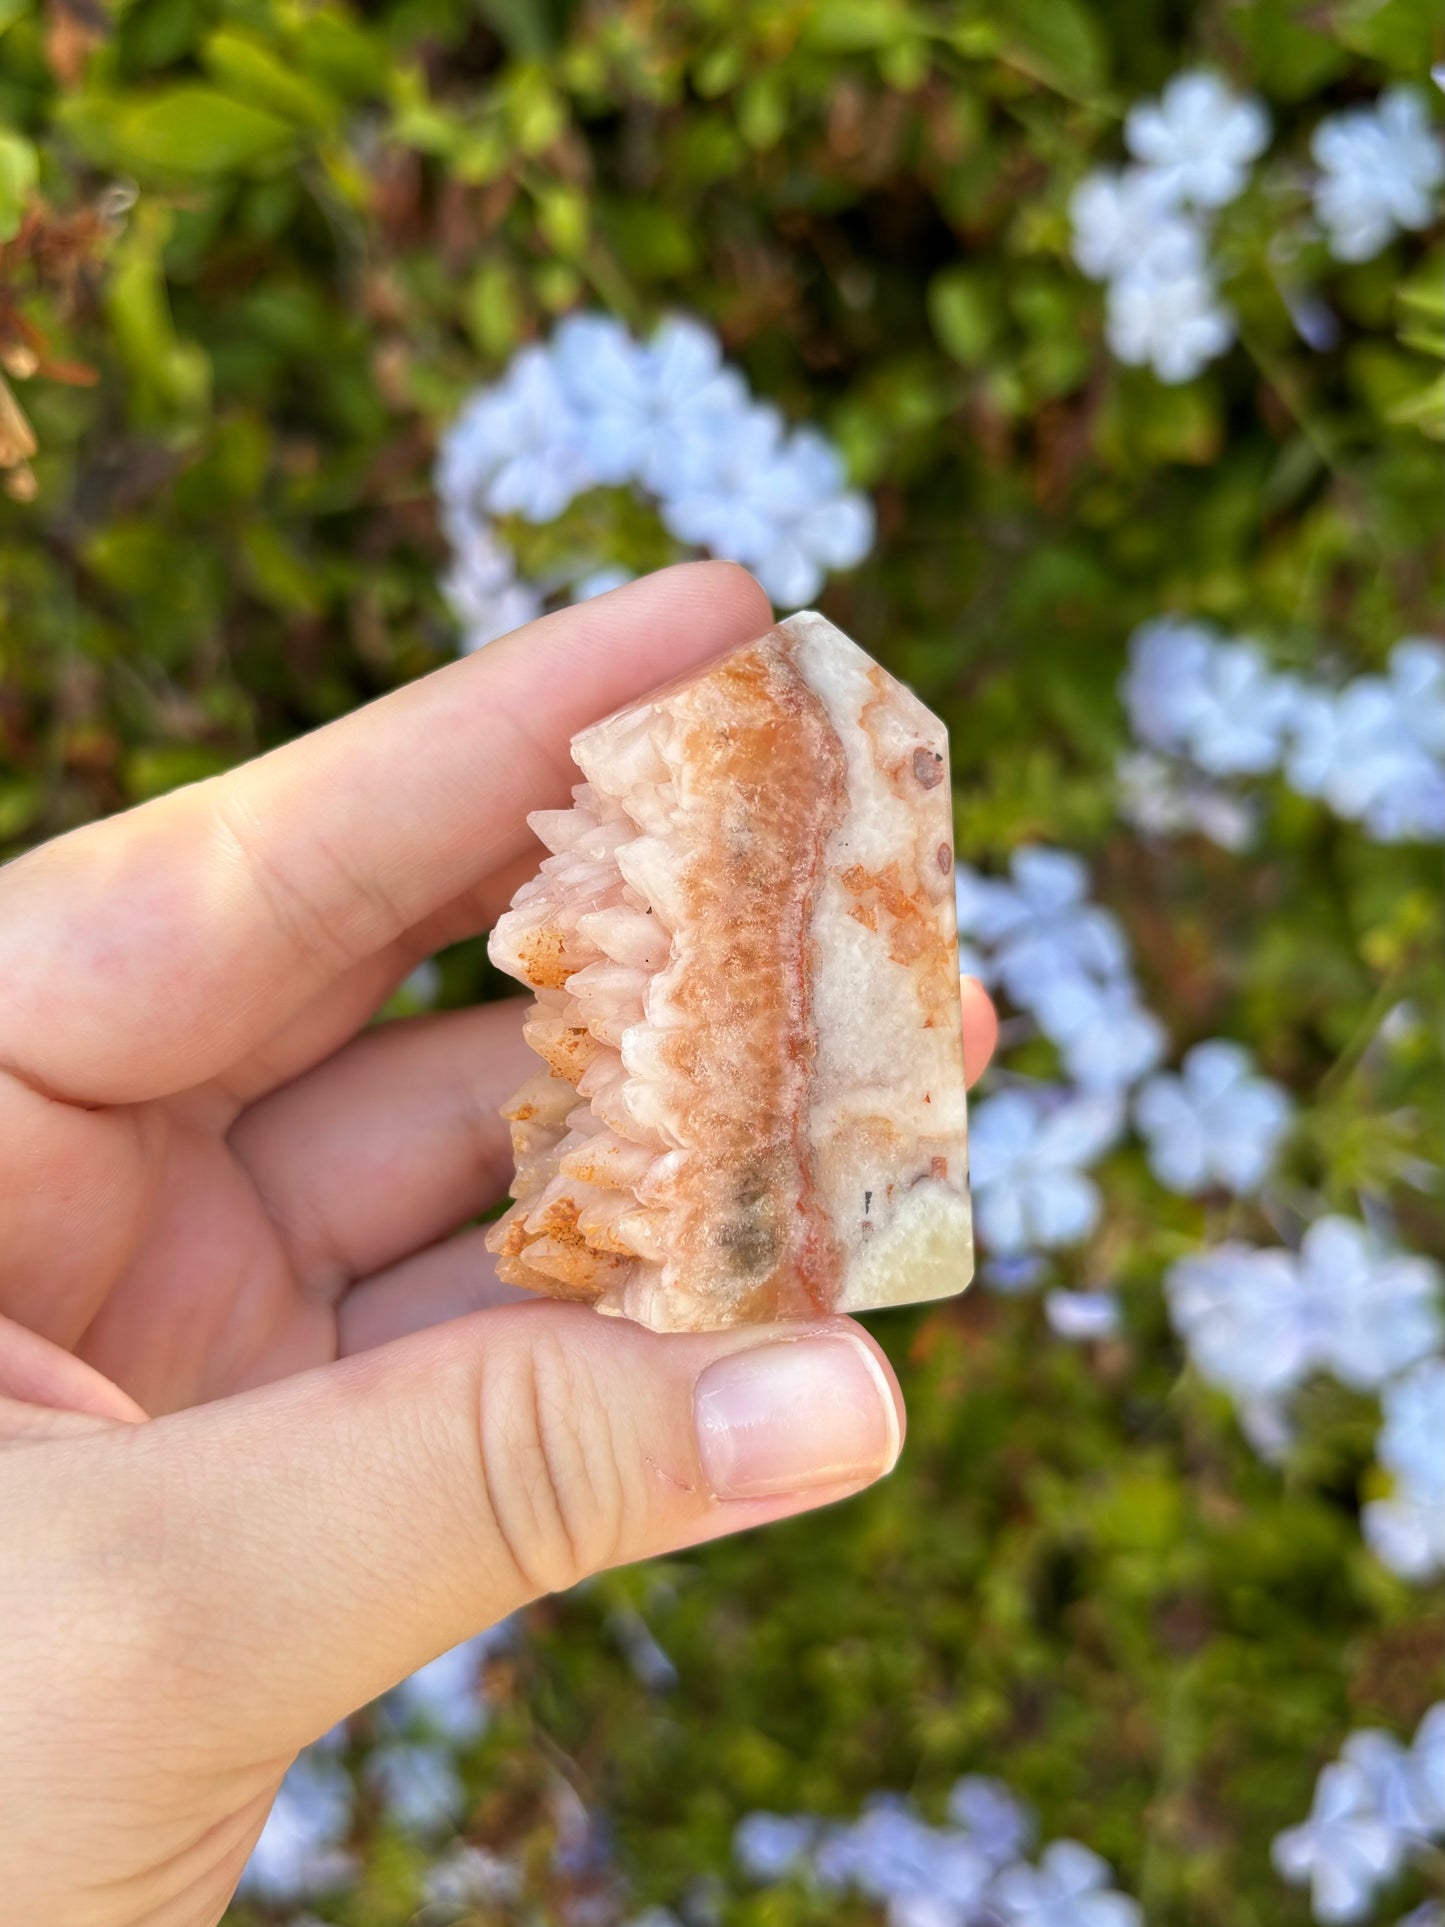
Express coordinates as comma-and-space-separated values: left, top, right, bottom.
228, 999, 534, 1300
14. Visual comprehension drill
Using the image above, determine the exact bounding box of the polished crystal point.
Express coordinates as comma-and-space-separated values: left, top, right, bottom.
485, 611, 973, 1331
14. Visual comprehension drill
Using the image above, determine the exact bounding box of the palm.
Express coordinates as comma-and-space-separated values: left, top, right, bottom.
5, 869, 542, 1417
64, 1095, 336, 1412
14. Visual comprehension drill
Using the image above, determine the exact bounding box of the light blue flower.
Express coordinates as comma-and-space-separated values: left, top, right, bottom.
1125, 71, 1271, 208
970, 1088, 1122, 1255
1134, 1040, 1293, 1195
1390, 638, 1445, 758
954, 849, 1129, 1012
441, 520, 543, 651
1273, 1759, 1408, 1924
1106, 238, 1234, 385
990, 1838, 1142, 1927
662, 409, 872, 607
1363, 1357, 1445, 1580
1296, 1217, 1442, 1392
1046, 1289, 1122, 1342
1069, 166, 1197, 282
1410, 1703, 1445, 1833
1031, 973, 1167, 1092
1365, 757, 1445, 844
1168, 1225, 1441, 1412
1121, 617, 1220, 753
237, 1745, 356, 1904
1177, 639, 1301, 777
553, 312, 748, 494
1123, 619, 1302, 773
1284, 678, 1445, 844
748, 427, 876, 609
444, 344, 593, 523
364, 1739, 466, 1836
888, 1897, 971, 1927
946, 1776, 1035, 1866
659, 400, 790, 566
734, 1812, 819, 1882
1166, 1243, 1312, 1400
1312, 87, 1445, 263
1339, 1728, 1442, 1839
816, 1799, 991, 1910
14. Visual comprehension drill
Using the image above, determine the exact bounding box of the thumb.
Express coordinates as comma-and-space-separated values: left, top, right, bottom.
32, 1304, 903, 1760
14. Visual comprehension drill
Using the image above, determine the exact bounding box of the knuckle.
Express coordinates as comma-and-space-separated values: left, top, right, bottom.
209, 791, 403, 984
477, 1326, 628, 1599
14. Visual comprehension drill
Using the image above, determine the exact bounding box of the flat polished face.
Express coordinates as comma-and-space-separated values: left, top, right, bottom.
486, 611, 973, 1333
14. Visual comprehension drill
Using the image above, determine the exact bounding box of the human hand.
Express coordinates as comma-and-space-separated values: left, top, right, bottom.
0, 563, 996, 1927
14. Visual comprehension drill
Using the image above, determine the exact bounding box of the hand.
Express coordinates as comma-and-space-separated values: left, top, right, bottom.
0, 563, 997, 1927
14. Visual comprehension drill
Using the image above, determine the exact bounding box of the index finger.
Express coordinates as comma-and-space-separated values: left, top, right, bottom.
0, 563, 773, 1105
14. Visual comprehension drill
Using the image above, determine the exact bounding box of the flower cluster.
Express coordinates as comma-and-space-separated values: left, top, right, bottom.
1362, 1356, 1445, 1581
956, 849, 1293, 1269
1070, 71, 1267, 382
435, 312, 874, 647
1121, 619, 1445, 846
1273, 1705, 1444, 1923
1071, 75, 1442, 379
734, 1779, 1141, 1927
955, 850, 1162, 1095
1166, 1221, 1442, 1463
1312, 87, 1444, 263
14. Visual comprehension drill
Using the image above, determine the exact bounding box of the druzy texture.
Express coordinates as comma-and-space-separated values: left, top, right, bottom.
486, 612, 973, 1331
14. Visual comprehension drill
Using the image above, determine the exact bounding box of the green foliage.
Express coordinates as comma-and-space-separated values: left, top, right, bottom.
1, 0, 1441, 1922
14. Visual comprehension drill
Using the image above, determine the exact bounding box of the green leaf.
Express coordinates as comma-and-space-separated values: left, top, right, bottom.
0, 127, 37, 243
104, 203, 212, 419
1387, 371, 1445, 440
1000, 0, 1108, 95
201, 29, 339, 131
292, 8, 390, 98
111, 87, 297, 175
602, 201, 698, 279
240, 523, 323, 616
1334, 0, 1440, 71
928, 266, 998, 366
465, 257, 525, 359
801, 0, 917, 52
502, 64, 567, 155
0, 0, 33, 37
475, 0, 557, 59
536, 182, 588, 258
738, 70, 788, 151
0, 776, 41, 842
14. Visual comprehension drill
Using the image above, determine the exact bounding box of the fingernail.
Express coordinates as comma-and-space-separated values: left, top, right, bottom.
693, 1334, 902, 1501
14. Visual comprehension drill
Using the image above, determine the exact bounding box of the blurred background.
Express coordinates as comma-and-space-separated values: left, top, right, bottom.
1, 1, 1442, 1923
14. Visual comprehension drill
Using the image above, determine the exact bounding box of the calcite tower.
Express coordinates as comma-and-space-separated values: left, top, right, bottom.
486, 611, 972, 1332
